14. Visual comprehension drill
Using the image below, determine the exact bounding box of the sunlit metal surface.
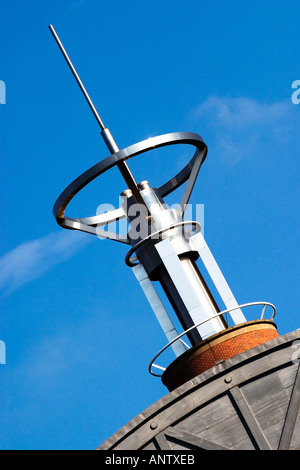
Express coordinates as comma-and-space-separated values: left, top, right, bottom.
50, 25, 277, 364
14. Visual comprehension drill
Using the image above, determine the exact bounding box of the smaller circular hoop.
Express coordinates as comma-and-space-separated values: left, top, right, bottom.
149, 302, 277, 377
125, 221, 201, 267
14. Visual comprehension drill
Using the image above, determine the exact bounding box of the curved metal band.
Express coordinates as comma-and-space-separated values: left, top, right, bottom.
149, 301, 277, 377
53, 132, 207, 238
125, 221, 201, 267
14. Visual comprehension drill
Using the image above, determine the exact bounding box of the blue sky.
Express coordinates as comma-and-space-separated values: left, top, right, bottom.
0, 0, 299, 450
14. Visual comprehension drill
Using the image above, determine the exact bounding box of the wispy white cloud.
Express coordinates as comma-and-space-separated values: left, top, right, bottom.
192, 96, 296, 163
0, 231, 93, 296
19, 314, 103, 384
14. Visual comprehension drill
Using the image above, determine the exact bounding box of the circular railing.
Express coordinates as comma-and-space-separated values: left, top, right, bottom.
149, 301, 276, 377
125, 221, 201, 267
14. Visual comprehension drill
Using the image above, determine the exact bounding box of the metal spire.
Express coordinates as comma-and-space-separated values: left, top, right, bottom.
50, 25, 253, 372
49, 24, 143, 205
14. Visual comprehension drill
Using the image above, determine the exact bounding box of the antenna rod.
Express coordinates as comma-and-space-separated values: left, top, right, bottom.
48, 24, 142, 200
49, 24, 106, 130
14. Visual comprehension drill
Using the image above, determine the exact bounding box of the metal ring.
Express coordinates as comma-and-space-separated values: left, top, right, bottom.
148, 301, 277, 377
53, 132, 207, 237
125, 221, 201, 267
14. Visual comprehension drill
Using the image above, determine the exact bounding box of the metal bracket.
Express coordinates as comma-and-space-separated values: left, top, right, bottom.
132, 263, 186, 357
155, 238, 225, 339
190, 232, 246, 324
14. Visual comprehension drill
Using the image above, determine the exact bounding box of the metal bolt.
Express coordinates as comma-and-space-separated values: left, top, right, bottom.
138, 181, 150, 190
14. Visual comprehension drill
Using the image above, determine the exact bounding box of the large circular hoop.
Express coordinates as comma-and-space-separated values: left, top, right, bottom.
53, 132, 207, 241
